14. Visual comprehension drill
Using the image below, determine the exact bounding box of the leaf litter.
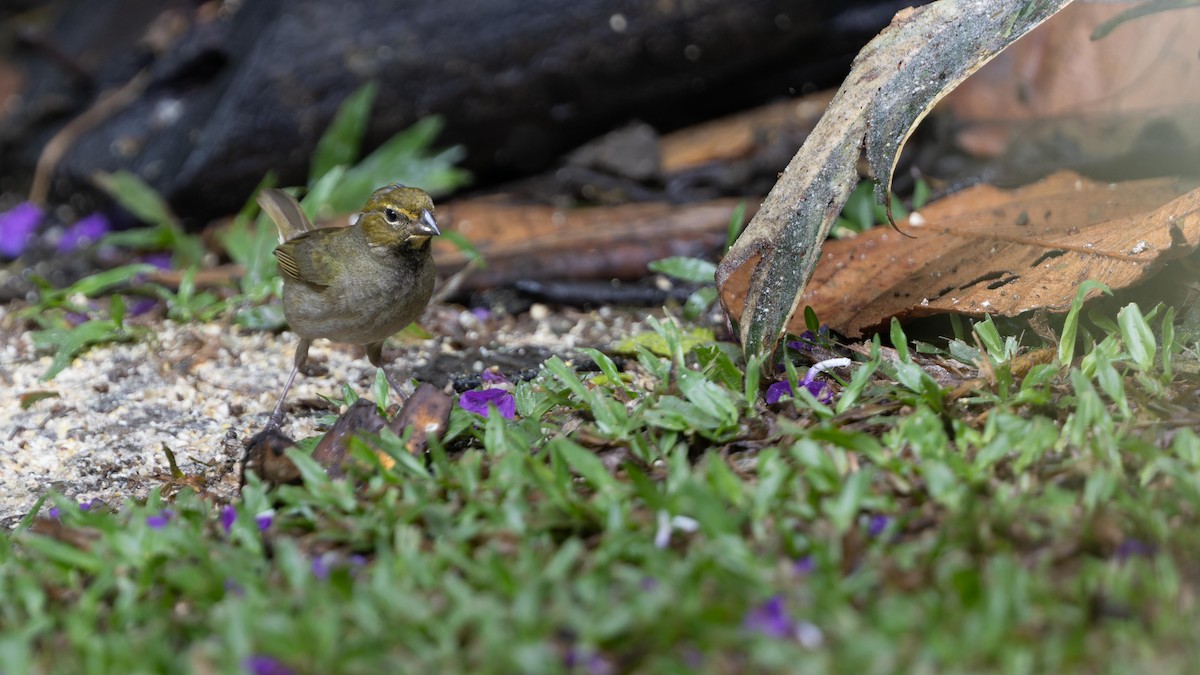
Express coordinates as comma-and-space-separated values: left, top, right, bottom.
722, 171, 1200, 338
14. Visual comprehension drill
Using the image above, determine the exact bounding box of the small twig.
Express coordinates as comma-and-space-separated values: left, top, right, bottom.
161, 442, 185, 480
30, 69, 152, 205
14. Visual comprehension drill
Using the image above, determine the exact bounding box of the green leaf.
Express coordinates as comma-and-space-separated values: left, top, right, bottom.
284, 447, 333, 490
373, 367, 391, 412
743, 352, 763, 414
440, 229, 484, 266
835, 351, 877, 415
1162, 306, 1176, 379
682, 286, 718, 320
109, 294, 126, 327
17, 534, 104, 574
647, 256, 717, 284
93, 171, 180, 230
803, 305, 820, 335
544, 357, 628, 438
973, 315, 1004, 362
694, 343, 742, 391
235, 304, 287, 331
328, 117, 470, 213
31, 319, 126, 380
677, 368, 738, 429
891, 318, 911, 362
611, 327, 714, 357
1059, 281, 1113, 367
824, 468, 871, 534
724, 201, 747, 253
29, 264, 155, 313
219, 174, 280, 297
643, 396, 723, 433
310, 82, 378, 186
578, 348, 632, 397
550, 438, 619, 497
912, 176, 931, 209
302, 165, 348, 222
1117, 303, 1156, 372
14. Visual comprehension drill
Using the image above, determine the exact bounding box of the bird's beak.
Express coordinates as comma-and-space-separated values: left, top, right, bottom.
409, 209, 440, 244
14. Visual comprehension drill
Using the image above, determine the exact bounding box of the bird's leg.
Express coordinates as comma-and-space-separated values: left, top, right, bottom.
266, 338, 310, 430
367, 341, 407, 406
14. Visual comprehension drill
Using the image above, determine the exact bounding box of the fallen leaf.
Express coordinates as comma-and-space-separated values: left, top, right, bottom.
386, 383, 453, 459
718, 171, 1200, 338
942, 2, 1200, 160
240, 429, 302, 487
433, 198, 747, 291
659, 90, 834, 173
311, 398, 387, 477
19, 390, 60, 410
716, 0, 1073, 362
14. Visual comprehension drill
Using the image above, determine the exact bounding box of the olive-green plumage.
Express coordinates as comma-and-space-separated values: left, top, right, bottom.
255, 183, 440, 429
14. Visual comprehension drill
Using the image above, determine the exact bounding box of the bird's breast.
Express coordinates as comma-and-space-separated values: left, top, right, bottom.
282, 249, 435, 345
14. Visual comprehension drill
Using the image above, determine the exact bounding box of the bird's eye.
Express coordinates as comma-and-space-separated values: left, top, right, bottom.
384, 208, 400, 224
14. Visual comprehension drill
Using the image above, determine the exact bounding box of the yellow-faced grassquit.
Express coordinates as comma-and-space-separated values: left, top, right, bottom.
255, 183, 440, 429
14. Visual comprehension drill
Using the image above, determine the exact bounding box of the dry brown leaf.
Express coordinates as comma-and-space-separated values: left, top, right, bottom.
720, 171, 1200, 338
659, 91, 834, 173
386, 382, 452, 458
432, 198, 749, 290
714, 0, 1073, 362
942, 1, 1200, 158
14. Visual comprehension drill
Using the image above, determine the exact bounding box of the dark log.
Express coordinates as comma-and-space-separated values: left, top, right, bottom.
4, 0, 927, 223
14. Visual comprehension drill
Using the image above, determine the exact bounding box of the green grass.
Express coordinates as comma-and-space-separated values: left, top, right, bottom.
4, 300, 1200, 674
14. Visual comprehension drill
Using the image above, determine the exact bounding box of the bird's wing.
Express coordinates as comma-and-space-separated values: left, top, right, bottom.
257, 188, 316, 244
273, 229, 341, 290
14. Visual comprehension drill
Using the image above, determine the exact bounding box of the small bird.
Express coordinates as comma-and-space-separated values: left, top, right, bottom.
255, 183, 440, 430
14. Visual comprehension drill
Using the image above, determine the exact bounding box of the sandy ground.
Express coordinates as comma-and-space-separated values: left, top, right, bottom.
0, 302, 651, 527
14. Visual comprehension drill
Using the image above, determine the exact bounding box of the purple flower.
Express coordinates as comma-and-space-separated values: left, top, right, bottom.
564, 647, 615, 675
867, 514, 891, 538
766, 357, 850, 405
79, 499, 96, 511
788, 327, 829, 352
48, 506, 61, 519
806, 380, 833, 404
0, 202, 43, 258
1115, 538, 1156, 561
766, 378, 831, 405
128, 297, 159, 316
242, 655, 296, 675
146, 510, 174, 529
765, 380, 793, 405
255, 512, 274, 531
220, 504, 237, 533
312, 554, 331, 580
141, 252, 173, 269
460, 388, 516, 419
66, 310, 92, 326
793, 556, 814, 574
787, 335, 810, 352
480, 370, 508, 385
743, 596, 794, 639
57, 213, 110, 253
471, 306, 491, 321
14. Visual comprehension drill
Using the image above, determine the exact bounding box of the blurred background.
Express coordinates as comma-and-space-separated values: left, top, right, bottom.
1, 0, 1198, 306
